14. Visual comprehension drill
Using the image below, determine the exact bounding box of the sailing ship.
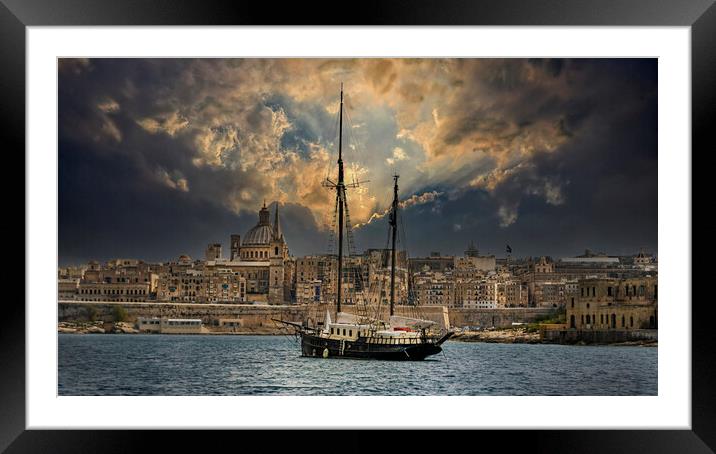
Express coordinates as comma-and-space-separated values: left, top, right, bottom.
276, 84, 453, 360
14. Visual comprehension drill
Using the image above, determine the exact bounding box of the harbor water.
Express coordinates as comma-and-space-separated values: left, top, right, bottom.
58, 334, 657, 396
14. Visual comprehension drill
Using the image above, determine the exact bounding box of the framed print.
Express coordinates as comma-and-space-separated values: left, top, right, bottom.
5, 0, 712, 451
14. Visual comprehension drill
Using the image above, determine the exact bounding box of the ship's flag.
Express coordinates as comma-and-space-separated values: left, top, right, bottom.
506, 244, 512, 254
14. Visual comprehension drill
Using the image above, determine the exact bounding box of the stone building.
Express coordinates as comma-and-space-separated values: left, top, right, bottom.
361, 249, 407, 305
408, 252, 454, 274
156, 268, 202, 302
567, 276, 658, 330
58, 279, 80, 300
203, 266, 247, 303
77, 280, 154, 302
294, 249, 407, 306
533, 256, 555, 274
455, 278, 498, 309
633, 250, 654, 266
296, 255, 334, 295
532, 281, 566, 308
413, 270, 455, 308
74, 259, 159, 302
58, 265, 86, 280
230, 234, 241, 261
153, 202, 291, 304
205, 243, 222, 261
296, 279, 322, 304
497, 280, 529, 308
156, 263, 247, 303
454, 242, 496, 272
209, 201, 291, 303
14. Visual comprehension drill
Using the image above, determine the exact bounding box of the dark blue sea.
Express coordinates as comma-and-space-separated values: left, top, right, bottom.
58, 334, 657, 396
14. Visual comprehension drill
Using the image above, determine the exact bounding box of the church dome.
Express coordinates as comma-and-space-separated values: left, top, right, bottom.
241, 201, 281, 246
242, 224, 275, 246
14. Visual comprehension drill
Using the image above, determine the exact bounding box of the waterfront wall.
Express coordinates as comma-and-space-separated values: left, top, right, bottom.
58, 301, 555, 330
449, 308, 555, 328
58, 301, 308, 328
541, 329, 658, 344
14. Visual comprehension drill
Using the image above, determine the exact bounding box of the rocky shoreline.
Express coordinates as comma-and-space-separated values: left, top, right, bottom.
451, 328, 541, 344
58, 321, 287, 335
58, 321, 138, 334
450, 328, 657, 346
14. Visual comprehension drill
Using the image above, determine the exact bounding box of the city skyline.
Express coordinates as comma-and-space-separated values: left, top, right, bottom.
59, 58, 657, 266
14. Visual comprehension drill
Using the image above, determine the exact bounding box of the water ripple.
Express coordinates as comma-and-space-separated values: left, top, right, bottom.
58, 334, 657, 396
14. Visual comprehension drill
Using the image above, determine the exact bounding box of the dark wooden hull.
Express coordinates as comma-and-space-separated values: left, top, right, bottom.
300, 332, 443, 361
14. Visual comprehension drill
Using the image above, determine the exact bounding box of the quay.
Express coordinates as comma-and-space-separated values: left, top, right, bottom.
58, 301, 656, 344
58, 300, 555, 334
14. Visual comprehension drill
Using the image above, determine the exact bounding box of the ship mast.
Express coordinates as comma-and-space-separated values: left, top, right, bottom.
321, 84, 366, 318
336, 83, 345, 315
389, 174, 399, 317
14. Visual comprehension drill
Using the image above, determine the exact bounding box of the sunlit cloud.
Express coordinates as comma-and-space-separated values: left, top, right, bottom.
156, 167, 189, 192
59, 58, 657, 261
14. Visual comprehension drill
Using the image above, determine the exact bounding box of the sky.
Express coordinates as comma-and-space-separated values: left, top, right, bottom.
58, 58, 657, 266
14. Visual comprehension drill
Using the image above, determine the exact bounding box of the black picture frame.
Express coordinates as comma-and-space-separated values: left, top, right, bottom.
3, 0, 711, 452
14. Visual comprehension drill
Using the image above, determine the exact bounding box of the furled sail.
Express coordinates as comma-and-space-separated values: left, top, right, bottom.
323, 310, 332, 334
389, 315, 437, 330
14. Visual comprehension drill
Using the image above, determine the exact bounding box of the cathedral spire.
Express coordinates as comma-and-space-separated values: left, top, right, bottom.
273, 202, 282, 240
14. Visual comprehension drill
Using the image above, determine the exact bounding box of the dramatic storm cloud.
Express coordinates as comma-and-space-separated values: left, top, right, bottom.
59, 58, 657, 265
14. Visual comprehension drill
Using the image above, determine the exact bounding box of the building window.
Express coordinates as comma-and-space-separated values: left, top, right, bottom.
571, 298, 574, 308
343, 329, 346, 336
607, 286, 613, 296
581, 315, 584, 324
630, 316, 634, 327
586, 315, 591, 324
621, 315, 625, 327
581, 288, 584, 297
349, 330, 352, 336
592, 287, 596, 297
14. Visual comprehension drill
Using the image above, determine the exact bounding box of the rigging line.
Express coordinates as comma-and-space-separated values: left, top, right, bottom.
324, 104, 341, 182
395, 209, 412, 317
397, 209, 414, 315
375, 230, 391, 321
343, 101, 372, 188
324, 192, 340, 256
342, 194, 371, 318
398, 206, 422, 319
272, 317, 297, 346
346, 101, 370, 162
323, 197, 340, 311
342, 105, 362, 190
373, 216, 393, 322
344, 105, 365, 161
